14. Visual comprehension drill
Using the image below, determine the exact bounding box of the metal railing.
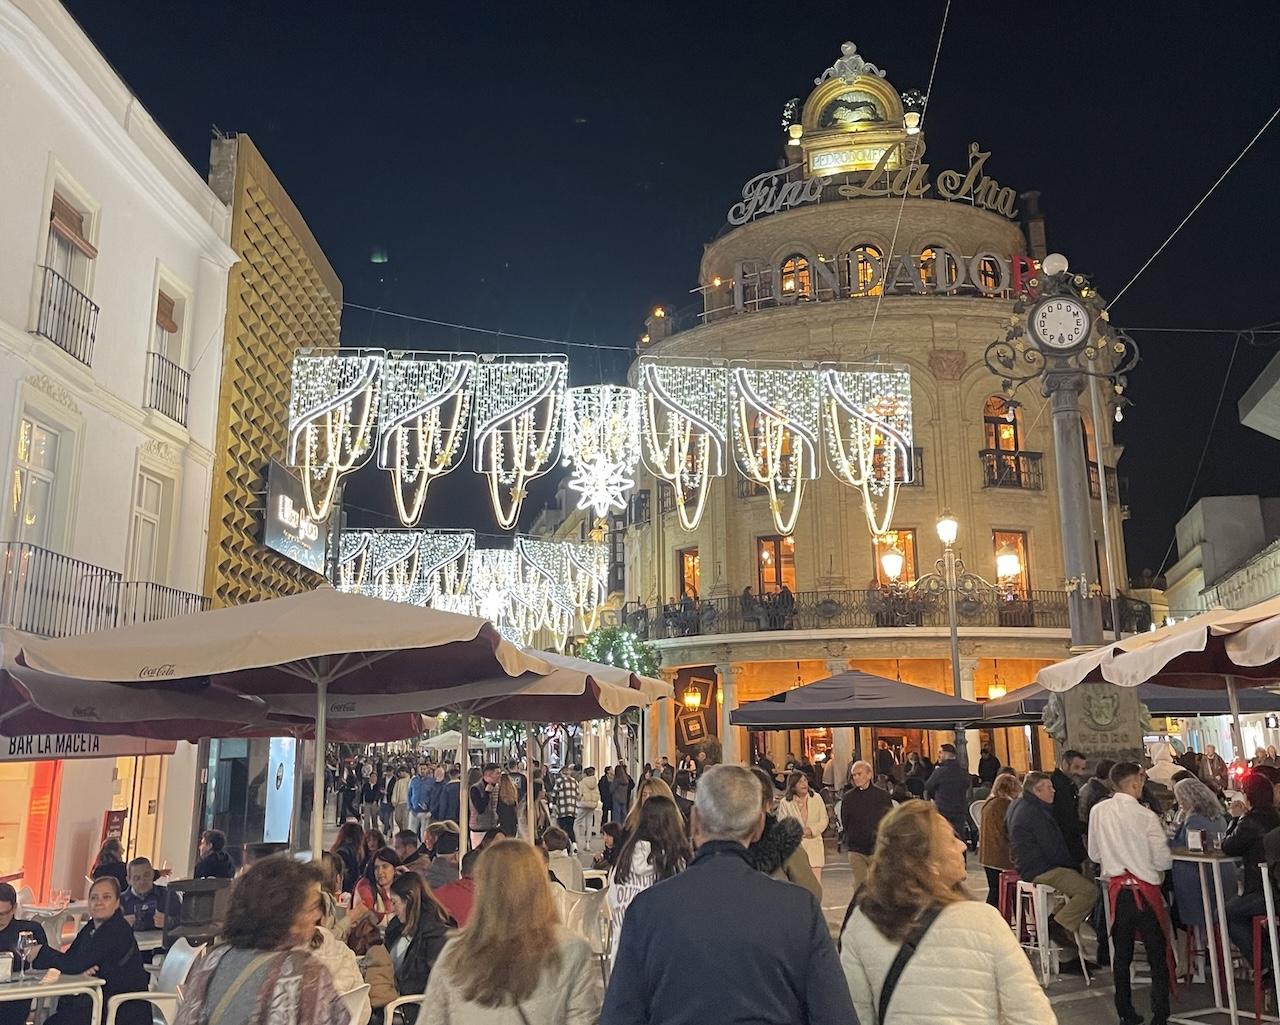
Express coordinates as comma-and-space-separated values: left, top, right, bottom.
34, 266, 98, 366
0, 542, 207, 638
979, 449, 1044, 491
144, 352, 191, 427
1087, 460, 1120, 503
620, 584, 1089, 640
1102, 594, 1153, 635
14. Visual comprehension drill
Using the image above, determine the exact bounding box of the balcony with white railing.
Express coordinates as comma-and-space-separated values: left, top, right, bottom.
0, 542, 209, 638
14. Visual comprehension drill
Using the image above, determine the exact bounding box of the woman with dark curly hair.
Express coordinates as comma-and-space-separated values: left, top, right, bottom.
607, 795, 689, 966
330, 821, 364, 893
744, 766, 820, 899
174, 856, 346, 1025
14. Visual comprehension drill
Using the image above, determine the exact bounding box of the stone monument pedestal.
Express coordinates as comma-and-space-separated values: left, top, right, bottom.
1049, 682, 1147, 766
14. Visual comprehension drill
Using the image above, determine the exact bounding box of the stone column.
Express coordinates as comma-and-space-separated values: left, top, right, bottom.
716, 662, 743, 764
825, 657, 854, 787
959, 656, 982, 770
656, 669, 677, 762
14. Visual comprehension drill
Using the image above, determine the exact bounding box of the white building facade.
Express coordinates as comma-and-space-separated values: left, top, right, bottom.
0, 0, 237, 897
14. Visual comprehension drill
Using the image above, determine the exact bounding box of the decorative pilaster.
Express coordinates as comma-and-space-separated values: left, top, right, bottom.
959, 656, 981, 770
715, 662, 743, 764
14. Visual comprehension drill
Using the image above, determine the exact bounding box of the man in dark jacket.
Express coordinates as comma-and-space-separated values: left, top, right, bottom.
432, 768, 461, 824
1050, 749, 1089, 866
1006, 771, 1097, 952
393, 828, 432, 877
977, 746, 1001, 785
840, 759, 892, 892
193, 829, 235, 879
0, 883, 46, 1025
923, 743, 971, 838
601, 765, 855, 1025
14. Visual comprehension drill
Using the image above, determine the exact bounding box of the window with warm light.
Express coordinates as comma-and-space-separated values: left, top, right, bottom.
780, 255, 811, 298
978, 257, 1002, 293
984, 396, 1021, 451
847, 245, 883, 296
992, 530, 1029, 596
677, 547, 701, 599
919, 247, 938, 290
757, 535, 797, 594
873, 529, 918, 586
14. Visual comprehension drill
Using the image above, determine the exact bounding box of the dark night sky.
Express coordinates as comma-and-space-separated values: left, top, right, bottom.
63, 1, 1280, 579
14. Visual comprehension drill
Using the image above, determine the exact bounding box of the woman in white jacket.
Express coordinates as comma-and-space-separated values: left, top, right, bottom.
777, 771, 829, 882
840, 801, 1055, 1025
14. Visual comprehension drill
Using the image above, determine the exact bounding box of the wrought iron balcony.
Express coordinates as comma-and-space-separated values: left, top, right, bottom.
144, 352, 191, 427
621, 584, 1081, 640
0, 542, 208, 638
1087, 460, 1120, 502
979, 449, 1044, 491
1102, 594, 1153, 635
33, 266, 98, 366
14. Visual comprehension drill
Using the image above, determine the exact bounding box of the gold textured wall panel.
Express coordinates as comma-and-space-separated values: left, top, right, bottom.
203, 135, 341, 606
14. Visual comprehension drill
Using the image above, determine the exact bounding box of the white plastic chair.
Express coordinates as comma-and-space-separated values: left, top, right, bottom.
105, 939, 204, 1025
560, 887, 610, 986
384, 995, 426, 1024
337, 983, 370, 1025
1013, 880, 1091, 987
15, 886, 34, 908
29, 910, 71, 947
968, 799, 987, 837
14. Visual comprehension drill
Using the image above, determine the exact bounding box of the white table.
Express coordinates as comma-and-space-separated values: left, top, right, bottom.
0, 971, 104, 1024
134, 931, 165, 952
21, 902, 87, 918
1169, 849, 1279, 1025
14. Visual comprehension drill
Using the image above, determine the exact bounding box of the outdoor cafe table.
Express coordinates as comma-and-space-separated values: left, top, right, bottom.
1169, 848, 1280, 1025
0, 971, 103, 1024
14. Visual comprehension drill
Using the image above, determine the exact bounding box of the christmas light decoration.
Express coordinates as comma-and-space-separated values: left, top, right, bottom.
565, 540, 609, 633
376, 352, 476, 526
335, 529, 374, 593
413, 529, 475, 605
469, 548, 523, 639
820, 362, 914, 537
473, 354, 567, 529
286, 348, 383, 519
578, 625, 660, 677
638, 356, 728, 531
730, 361, 820, 536
561, 385, 642, 517
365, 530, 422, 603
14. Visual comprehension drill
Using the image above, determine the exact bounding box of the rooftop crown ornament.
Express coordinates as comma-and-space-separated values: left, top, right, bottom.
472, 354, 567, 530
561, 385, 642, 518
820, 362, 914, 536
638, 356, 728, 531
376, 352, 476, 526
815, 41, 887, 86
730, 361, 820, 536
287, 348, 383, 519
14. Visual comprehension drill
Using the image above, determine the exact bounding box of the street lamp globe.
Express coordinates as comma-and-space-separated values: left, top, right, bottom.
879, 545, 906, 583
1041, 252, 1069, 277
995, 543, 1022, 583
936, 511, 959, 547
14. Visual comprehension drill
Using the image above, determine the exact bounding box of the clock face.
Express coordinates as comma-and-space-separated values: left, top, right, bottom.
1030, 298, 1090, 351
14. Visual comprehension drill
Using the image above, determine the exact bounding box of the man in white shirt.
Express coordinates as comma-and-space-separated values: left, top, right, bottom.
1087, 761, 1174, 1025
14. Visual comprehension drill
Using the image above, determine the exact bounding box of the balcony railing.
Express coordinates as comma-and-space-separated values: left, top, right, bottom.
620, 584, 1089, 640
1087, 460, 1120, 503
1102, 594, 1154, 635
34, 266, 98, 366
980, 449, 1044, 491
144, 352, 191, 427
0, 542, 208, 638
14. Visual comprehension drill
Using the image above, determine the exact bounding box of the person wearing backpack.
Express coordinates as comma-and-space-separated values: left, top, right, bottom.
839, 801, 1054, 1025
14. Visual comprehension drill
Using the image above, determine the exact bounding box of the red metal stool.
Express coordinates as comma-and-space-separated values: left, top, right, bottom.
1253, 915, 1271, 1025
998, 869, 1020, 924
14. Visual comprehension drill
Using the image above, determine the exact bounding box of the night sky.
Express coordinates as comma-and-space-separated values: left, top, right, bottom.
63, 1, 1280, 580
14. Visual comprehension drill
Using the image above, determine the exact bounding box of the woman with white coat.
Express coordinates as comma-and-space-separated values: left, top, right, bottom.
777, 771, 829, 883
840, 801, 1055, 1025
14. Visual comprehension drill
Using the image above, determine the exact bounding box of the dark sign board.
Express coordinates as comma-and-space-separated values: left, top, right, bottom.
262, 460, 328, 574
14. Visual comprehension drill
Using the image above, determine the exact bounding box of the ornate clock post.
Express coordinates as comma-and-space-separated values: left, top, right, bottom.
985, 253, 1139, 650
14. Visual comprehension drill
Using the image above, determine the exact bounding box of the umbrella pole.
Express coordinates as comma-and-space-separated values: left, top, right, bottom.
1226, 675, 1245, 761
311, 677, 327, 859
460, 715, 470, 857
525, 722, 536, 840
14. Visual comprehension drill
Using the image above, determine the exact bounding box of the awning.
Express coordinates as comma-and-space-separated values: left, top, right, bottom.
983, 679, 1280, 726
730, 670, 982, 729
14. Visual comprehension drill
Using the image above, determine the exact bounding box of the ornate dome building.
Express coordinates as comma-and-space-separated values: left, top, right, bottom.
625, 43, 1147, 775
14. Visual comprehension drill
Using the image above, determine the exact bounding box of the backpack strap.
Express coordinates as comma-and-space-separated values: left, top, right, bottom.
877, 906, 943, 1025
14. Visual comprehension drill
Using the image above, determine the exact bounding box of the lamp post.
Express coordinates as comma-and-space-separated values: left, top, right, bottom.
878, 511, 1020, 775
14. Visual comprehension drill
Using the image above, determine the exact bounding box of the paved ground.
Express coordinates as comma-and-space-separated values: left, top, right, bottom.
328, 801, 1262, 1023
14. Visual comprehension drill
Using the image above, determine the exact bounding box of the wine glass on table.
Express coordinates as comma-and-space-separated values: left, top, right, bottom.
15, 931, 35, 980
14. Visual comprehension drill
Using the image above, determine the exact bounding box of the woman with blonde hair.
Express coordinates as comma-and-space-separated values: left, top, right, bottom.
840, 801, 1054, 1025
422, 840, 595, 1024
777, 771, 829, 883
978, 771, 1021, 907
621, 776, 676, 834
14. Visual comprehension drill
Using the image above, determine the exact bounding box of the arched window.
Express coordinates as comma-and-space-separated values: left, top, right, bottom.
780, 254, 811, 299
846, 245, 883, 296
984, 395, 1021, 451
978, 257, 1002, 293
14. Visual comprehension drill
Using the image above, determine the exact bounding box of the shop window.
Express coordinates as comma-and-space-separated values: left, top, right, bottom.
677, 547, 701, 599
983, 395, 1021, 451
780, 254, 811, 298
846, 245, 884, 296
757, 534, 797, 594
873, 528, 918, 586
992, 529, 1029, 596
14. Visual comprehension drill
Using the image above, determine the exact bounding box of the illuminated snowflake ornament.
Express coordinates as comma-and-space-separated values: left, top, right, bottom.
561, 385, 641, 517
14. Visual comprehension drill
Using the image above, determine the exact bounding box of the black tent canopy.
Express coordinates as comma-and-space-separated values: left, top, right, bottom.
730, 669, 983, 730
983, 678, 1280, 726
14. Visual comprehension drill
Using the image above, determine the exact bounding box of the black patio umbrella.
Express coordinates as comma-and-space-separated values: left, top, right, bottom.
730, 670, 983, 729
983, 678, 1280, 726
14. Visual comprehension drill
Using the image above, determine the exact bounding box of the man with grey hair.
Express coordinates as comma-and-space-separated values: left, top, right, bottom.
601, 764, 855, 1025
839, 759, 892, 892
